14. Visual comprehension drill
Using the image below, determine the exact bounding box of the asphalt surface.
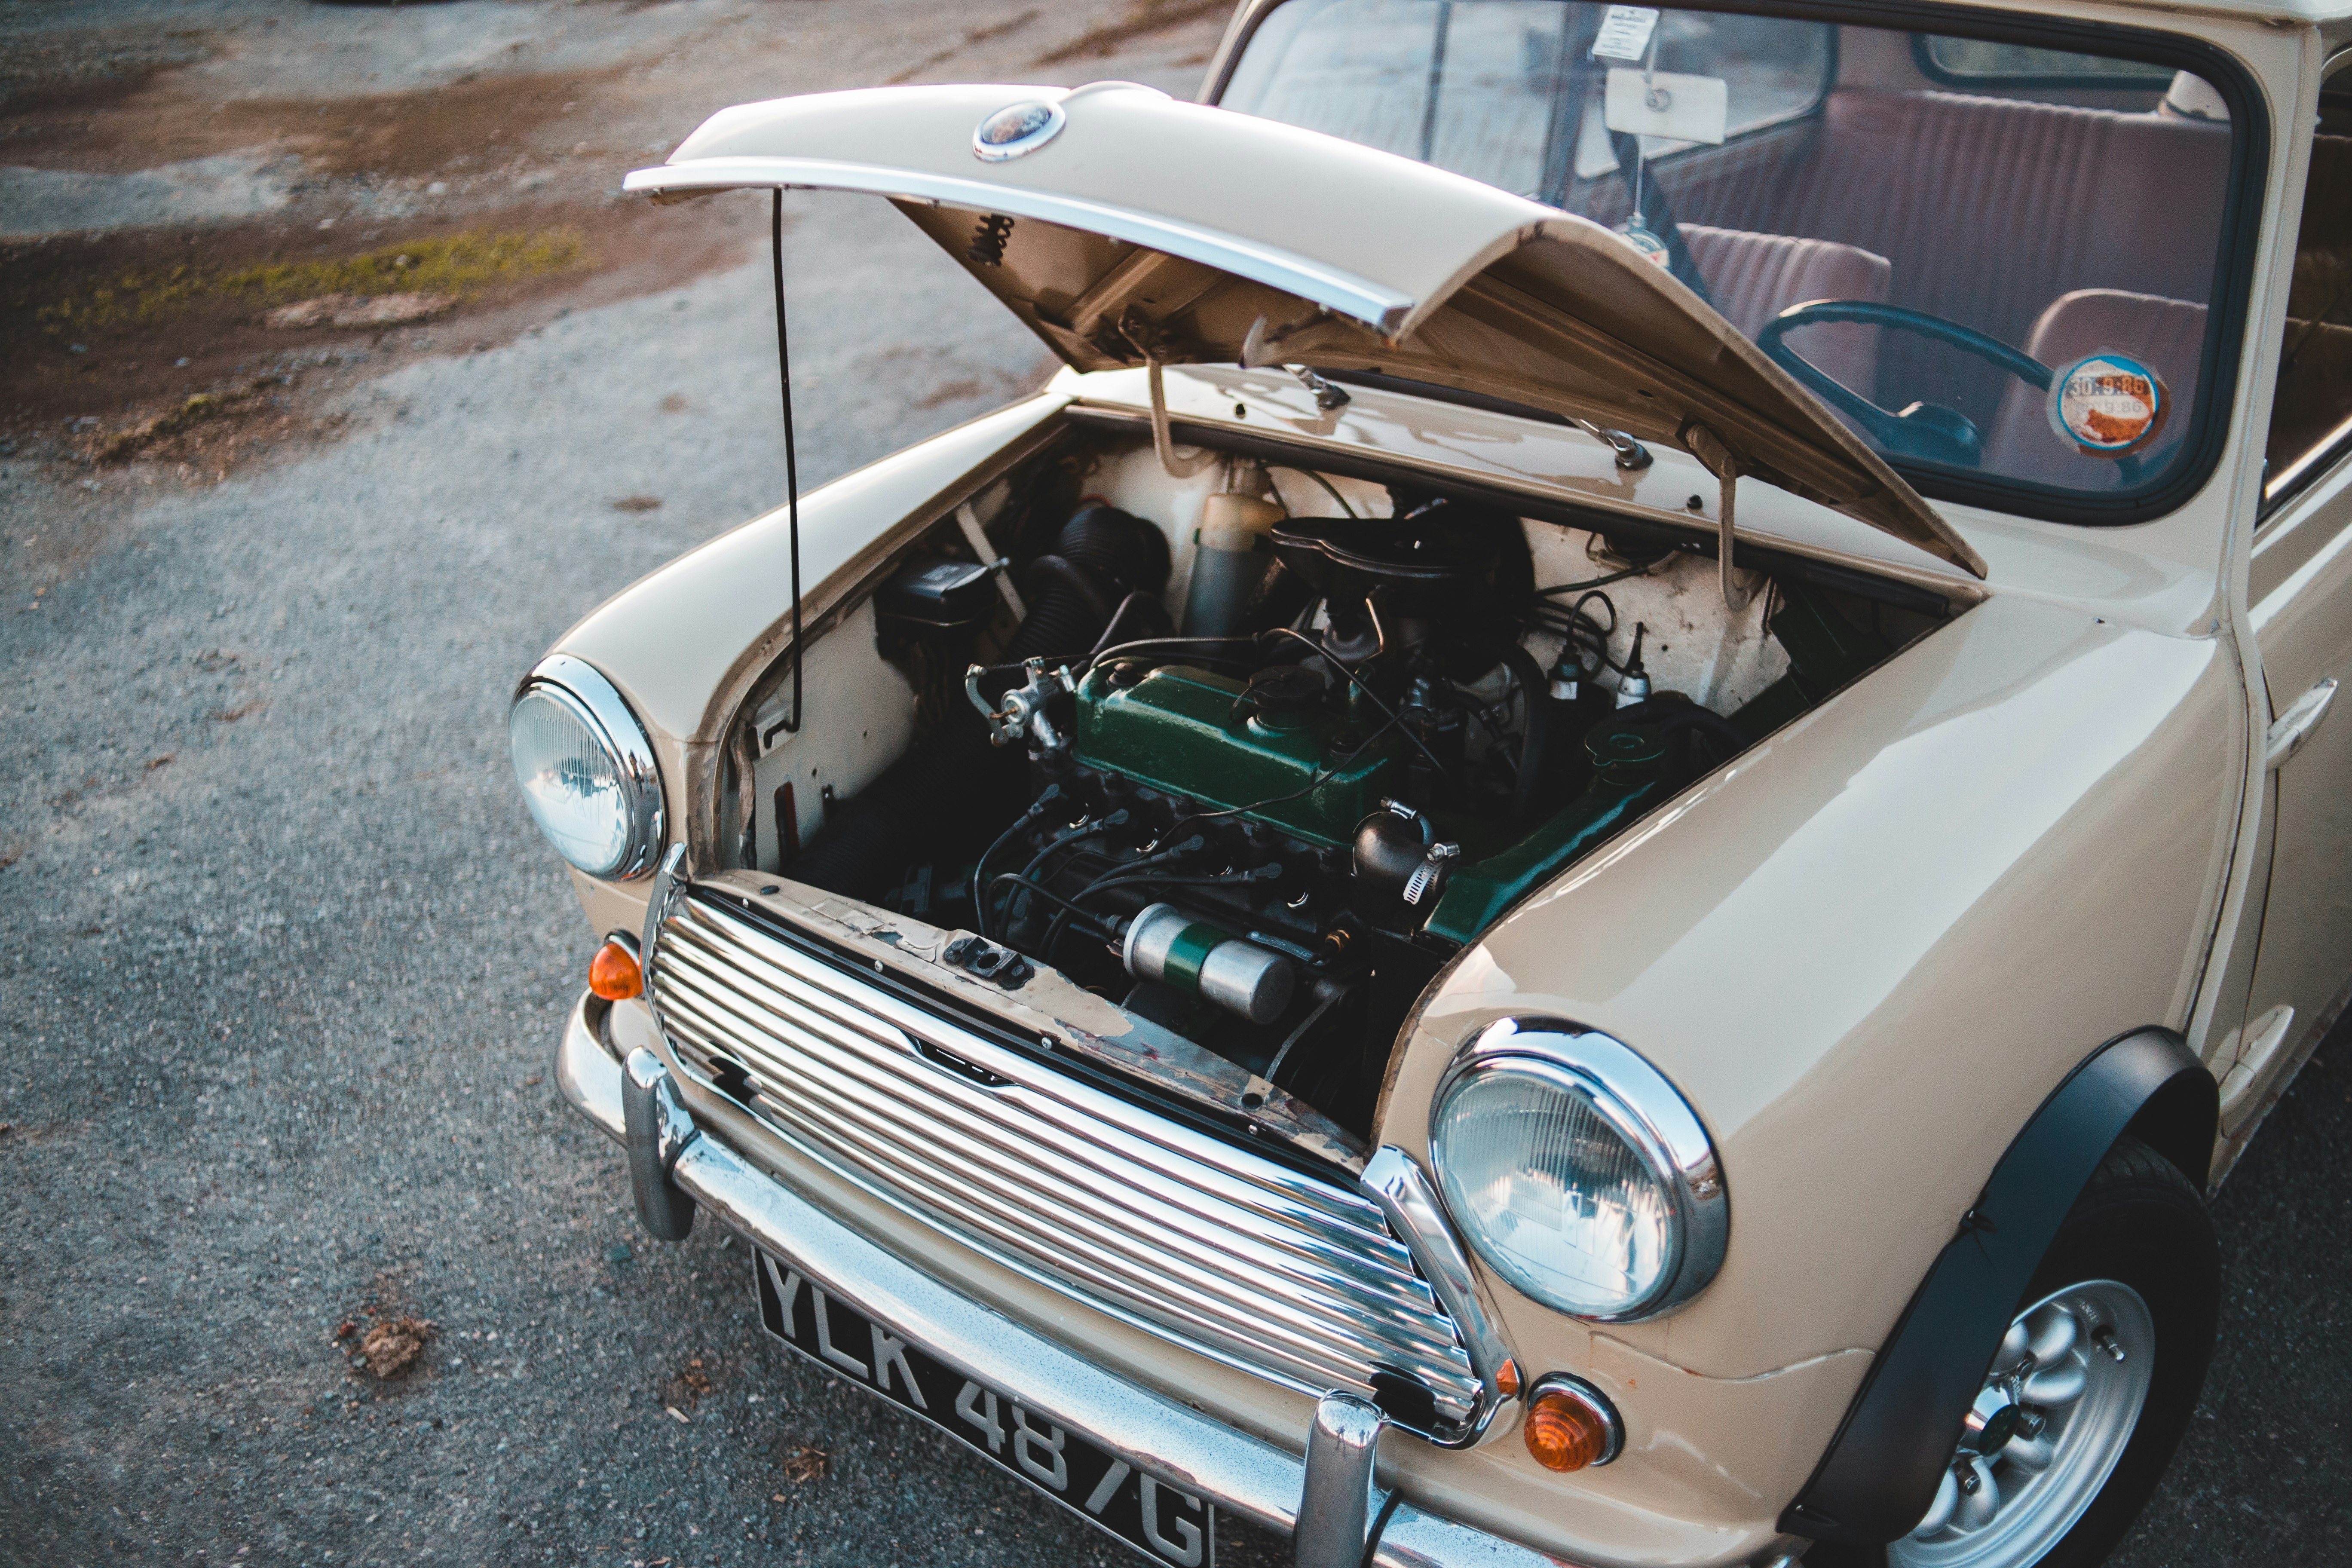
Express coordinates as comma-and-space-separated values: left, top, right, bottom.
2, 5, 2347, 1568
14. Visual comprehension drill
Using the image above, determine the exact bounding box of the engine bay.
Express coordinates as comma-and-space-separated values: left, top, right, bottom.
735, 430, 1939, 1149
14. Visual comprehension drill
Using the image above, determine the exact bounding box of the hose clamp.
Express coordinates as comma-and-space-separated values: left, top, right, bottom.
1403, 842, 1461, 906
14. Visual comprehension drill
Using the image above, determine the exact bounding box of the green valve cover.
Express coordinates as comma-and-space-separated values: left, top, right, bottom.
1073, 665, 1401, 847
1421, 718, 1669, 946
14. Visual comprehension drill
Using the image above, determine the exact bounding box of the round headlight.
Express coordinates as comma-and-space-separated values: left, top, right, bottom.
509, 655, 664, 880
1430, 1020, 1726, 1322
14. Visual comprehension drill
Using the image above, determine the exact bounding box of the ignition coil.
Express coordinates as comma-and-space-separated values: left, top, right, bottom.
1122, 903, 1296, 1025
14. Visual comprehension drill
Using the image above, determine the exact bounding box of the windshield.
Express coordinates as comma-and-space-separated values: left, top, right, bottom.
1218, 2, 2243, 514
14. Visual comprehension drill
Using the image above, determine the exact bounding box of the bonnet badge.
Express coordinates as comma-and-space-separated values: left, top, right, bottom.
973, 99, 1066, 163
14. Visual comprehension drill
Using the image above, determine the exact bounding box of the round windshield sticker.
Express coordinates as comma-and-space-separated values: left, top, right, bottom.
1614, 223, 1672, 268
2048, 351, 2169, 457
973, 99, 1066, 162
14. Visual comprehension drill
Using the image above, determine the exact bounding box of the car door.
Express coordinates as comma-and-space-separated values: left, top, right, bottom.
2233, 52, 2352, 1135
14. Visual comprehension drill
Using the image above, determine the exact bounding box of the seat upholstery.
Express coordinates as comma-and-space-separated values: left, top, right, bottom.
1983, 289, 2210, 487
1658, 89, 2232, 423
1680, 224, 1893, 398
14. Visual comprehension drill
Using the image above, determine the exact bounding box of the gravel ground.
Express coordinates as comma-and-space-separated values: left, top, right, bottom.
1, 5, 2346, 1568
0, 186, 1300, 1568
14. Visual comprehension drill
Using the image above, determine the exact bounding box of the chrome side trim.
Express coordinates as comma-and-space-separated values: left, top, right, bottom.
638, 841, 689, 1039
2262, 406, 2352, 511
513, 653, 666, 882
1434, 1018, 1730, 1323
555, 993, 1585, 1568
1360, 1145, 1518, 1434
619, 158, 1415, 335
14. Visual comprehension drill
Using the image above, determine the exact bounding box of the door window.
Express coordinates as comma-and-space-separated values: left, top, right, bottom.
2263, 65, 2352, 512
1913, 37, 2174, 89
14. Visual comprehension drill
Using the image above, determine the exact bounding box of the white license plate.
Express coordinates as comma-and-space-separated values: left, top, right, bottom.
755, 1249, 1217, 1565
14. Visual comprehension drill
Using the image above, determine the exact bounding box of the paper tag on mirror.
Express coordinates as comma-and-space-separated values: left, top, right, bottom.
1605, 68, 1729, 146
1590, 6, 1659, 62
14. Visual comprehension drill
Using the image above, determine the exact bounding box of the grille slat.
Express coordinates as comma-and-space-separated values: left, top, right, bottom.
654, 965, 1471, 1368
656, 935, 1455, 1326
650, 890, 1481, 1425
681, 902, 1377, 1227
669, 907, 1396, 1246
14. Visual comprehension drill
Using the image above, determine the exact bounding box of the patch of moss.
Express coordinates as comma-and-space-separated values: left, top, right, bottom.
40, 226, 593, 333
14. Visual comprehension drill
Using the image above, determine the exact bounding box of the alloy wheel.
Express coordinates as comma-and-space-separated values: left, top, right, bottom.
1890, 1280, 2155, 1568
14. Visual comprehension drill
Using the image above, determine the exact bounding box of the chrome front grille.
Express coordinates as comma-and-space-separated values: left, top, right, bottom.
648, 888, 1482, 1429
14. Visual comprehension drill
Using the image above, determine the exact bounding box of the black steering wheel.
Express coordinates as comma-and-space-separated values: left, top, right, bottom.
1757, 300, 2053, 469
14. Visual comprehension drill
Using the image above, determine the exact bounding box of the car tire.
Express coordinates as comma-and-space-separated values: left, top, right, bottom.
1812, 1136, 2219, 1568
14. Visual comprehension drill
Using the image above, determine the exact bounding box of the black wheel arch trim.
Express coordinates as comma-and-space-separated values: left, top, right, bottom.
1777, 1026, 2217, 1545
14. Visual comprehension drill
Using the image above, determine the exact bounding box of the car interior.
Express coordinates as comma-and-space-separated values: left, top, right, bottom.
1217, 3, 2254, 499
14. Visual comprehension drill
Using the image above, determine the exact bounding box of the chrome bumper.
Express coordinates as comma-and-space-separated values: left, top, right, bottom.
556, 990, 1583, 1568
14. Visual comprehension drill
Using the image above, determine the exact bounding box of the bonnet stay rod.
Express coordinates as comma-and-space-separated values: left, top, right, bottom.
772, 188, 804, 735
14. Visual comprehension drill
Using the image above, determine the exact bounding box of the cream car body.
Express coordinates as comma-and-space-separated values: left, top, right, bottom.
521, 4, 2352, 1566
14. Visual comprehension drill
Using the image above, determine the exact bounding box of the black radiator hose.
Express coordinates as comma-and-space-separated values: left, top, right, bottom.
1494, 639, 1556, 825
784, 503, 1169, 902
1003, 502, 1170, 664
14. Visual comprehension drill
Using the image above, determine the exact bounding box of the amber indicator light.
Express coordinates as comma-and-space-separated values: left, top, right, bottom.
590, 940, 643, 1001
1524, 1384, 1616, 1473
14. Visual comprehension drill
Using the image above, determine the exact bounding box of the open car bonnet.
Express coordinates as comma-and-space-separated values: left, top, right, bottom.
624, 82, 1986, 577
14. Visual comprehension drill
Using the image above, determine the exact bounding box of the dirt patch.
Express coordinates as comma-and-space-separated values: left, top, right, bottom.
1034, 0, 1233, 64
658, 1356, 715, 1415
357, 1316, 433, 1379
333, 1273, 436, 1381
0, 27, 213, 132
0, 40, 753, 471
37, 224, 593, 338
1, 60, 629, 181
888, 11, 1044, 86
2, 193, 752, 458
264, 292, 451, 330
778, 1444, 830, 1484
70, 371, 349, 479
916, 377, 987, 409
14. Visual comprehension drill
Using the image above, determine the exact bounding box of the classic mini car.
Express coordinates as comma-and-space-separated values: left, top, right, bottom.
512, 3, 2352, 1565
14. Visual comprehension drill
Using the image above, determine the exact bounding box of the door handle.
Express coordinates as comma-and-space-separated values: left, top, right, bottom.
2265, 677, 2338, 770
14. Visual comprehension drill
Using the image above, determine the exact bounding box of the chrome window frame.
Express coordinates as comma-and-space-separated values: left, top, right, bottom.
1430, 1016, 1729, 1323
512, 653, 667, 882
2259, 47, 2352, 520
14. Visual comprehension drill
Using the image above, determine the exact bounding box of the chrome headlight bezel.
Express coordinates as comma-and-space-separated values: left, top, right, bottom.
1430, 1017, 1728, 1324
510, 654, 666, 882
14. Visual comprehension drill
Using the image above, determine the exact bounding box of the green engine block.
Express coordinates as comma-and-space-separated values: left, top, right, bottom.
1072, 664, 1400, 848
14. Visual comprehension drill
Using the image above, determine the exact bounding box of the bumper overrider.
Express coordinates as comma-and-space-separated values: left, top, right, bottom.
557, 989, 1588, 1568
